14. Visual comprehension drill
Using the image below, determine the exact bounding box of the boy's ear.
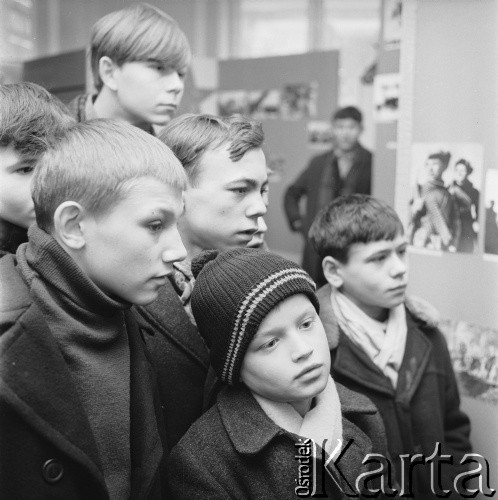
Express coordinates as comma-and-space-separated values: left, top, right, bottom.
98, 56, 119, 92
53, 201, 87, 250
322, 256, 344, 289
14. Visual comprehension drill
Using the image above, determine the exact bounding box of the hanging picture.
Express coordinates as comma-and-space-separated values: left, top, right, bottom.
407, 143, 483, 254
217, 90, 248, 117
373, 73, 400, 123
383, 0, 402, 50
307, 120, 333, 150
280, 82, 318, 120
484, 169, 498, 258
440, 319, 498, 405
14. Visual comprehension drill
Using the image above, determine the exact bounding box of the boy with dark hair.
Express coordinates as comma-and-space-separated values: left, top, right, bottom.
167, 248, 387, 499
135, 113, 269, 448
0, 120, 187, 499
309, 194, 471, 497
0, 82, 74, 255
284, 105, 372, 286
69, 3, 190, 132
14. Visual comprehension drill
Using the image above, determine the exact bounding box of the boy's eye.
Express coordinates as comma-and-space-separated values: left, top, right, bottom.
371, 254, 387, 263
15, 165, 34, 175
148, 221, 163, 233
231, 187, 248, 195
300, 318, 315, 330
261, 338, 279, 350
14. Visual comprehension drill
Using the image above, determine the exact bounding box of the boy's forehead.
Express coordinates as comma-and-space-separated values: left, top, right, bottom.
349, 234, 407, 257
0, 144, 22, 168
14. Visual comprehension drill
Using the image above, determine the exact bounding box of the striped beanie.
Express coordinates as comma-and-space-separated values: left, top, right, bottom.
190, 248, 319, 385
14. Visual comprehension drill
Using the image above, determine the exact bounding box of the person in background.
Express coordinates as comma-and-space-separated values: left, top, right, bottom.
284, 106, 372, 286
0, 82, 74, 256
68, 3, 190, 133
167, 248, 387, 499
448, 158, 479, 253
310, 194, 472, 498
0, 120, 188, 499
134, 113, 269, 448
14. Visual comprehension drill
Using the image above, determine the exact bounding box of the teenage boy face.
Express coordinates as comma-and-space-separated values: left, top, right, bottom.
181, 146, 269, 251
332, 118, 362, 152
81, 177, 186, 305
241, 294, 330, 405
113, 61, 185, 126
332, 234, 408, 320
0, 145, 35, 228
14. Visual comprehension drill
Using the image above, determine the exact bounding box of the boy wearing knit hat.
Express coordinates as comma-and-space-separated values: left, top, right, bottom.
167, 248, 387, 499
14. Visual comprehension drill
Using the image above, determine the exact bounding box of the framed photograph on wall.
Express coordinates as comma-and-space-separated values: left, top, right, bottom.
407, 143, 483, 254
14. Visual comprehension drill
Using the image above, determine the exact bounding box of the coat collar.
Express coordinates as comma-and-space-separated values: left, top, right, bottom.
317, 284, 340, 349
217, 383, 377, 456
134, 279, 209, 370
1, 257, 163, 499
1, 258, 106, 487
323, 293, 433, 400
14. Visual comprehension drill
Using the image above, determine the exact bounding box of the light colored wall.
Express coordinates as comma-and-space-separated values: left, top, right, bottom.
397, 0, 498, 477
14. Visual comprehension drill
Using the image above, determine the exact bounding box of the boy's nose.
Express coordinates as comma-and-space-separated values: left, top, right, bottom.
166, 72, 184, 94
291, 335, 314, 362
245, 194, 268, 219
390, 254, 407, 277
162, 228, 187, 264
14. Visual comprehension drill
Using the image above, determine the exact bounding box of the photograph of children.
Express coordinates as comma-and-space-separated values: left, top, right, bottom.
247, 89, 281, 120
217, 90, 248, 117
440, 319, 498, 405
484, 169, 498, 257
306, 120, 333, 150
408, 143, 483, 253
280, 82, 317, 120
373, 73, 400, 122
382, 0, 402, 50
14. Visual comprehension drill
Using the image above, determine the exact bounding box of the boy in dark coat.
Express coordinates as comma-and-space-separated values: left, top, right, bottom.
135, 114, 269, 447
0, 82, 74, 256
284, 106, 372, 286
309, 194, 472, 497
167, 248, 388, 499
0, 120, 188, 499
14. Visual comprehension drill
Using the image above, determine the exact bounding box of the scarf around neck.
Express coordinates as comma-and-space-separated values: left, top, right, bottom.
331, 289, 407, 388
252, 375, 343, 459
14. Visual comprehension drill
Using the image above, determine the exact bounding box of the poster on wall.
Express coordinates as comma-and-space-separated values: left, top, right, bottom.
249, 89, 281, 120
407, 143, 483, 254
373, 73, 400, 122
217, 90, 248, 117
307, 120, 333, 150
382, 0, 402, 50
280, 82, 318, 120
440, 319, 498, 405
484, 169, 498, 258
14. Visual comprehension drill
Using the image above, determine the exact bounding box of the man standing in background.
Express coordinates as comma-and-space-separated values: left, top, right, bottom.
284, 105, 372, 286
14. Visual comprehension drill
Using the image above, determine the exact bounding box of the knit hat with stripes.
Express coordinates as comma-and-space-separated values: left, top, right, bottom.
190, 248, 319, 385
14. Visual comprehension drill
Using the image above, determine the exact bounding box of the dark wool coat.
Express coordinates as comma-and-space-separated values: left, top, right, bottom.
317, 284, 472, 498
0, 254, 168, 500
283, 145, 372, 286
167, 383, 388, 499
134, 279, 211, 450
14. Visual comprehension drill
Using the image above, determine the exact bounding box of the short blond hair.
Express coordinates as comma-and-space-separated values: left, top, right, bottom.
91, 3, 191, 91
33, 119, 187, 231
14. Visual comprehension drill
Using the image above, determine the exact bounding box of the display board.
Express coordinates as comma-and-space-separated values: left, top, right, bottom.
388, 0, 498, 483
219, 51, 340, 262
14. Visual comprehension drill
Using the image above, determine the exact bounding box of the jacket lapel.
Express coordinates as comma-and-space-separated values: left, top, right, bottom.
134, 280, 209, 370
395, 313, 432, 404
0, 302, 105, 486
127, 311, 164, 500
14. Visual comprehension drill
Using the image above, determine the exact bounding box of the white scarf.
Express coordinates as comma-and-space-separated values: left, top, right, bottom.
252, 375, 343, 459
331, 290, 407, 388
